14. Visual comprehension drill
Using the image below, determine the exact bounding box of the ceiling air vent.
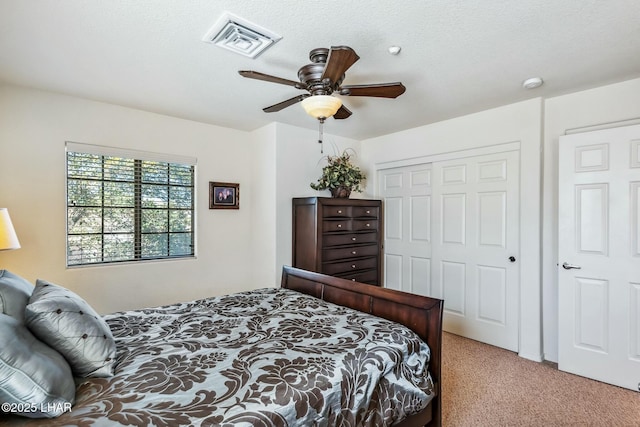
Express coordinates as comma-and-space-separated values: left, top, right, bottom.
202, 12, 282, 59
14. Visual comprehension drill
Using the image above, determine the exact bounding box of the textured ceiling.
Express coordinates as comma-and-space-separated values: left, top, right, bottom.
1, 0, 639, 140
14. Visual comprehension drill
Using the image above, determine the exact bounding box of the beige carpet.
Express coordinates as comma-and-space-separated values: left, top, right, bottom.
441, 332, 640, 426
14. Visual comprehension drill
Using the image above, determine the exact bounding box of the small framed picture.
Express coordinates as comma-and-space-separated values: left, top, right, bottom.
209, 182, 239, 209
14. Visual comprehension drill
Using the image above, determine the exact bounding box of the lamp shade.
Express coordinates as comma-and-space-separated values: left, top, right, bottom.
301, 95, 342, 119
0, 208, 20, 251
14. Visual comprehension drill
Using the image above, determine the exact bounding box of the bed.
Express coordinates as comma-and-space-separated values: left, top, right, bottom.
0, 266, 443, 426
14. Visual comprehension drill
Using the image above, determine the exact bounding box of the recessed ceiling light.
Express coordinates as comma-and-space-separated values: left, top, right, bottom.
522, 77, 544, 89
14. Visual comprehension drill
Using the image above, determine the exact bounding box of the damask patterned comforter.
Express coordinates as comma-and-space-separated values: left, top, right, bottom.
4, 288, 434, 427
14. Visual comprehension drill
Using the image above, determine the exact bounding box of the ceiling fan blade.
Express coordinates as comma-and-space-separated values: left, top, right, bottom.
339, 82, 406, 98
239, 70, 304, 89
333, 104, 352, 120
263, 94, 310, 113
321, 46, 360, 84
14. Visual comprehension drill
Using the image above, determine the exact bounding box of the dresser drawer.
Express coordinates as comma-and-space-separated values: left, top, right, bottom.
352, 206, 379, 218
323, 244, 379, 261
322, 256, 378, 275
323, 219, 352, 232
336, 269, 379, 285
322, 205, 352, 218
323, 232, 378, 247
352, 219, 378, 231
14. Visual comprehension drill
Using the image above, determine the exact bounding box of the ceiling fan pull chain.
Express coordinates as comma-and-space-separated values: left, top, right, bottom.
318, 118, 324, 153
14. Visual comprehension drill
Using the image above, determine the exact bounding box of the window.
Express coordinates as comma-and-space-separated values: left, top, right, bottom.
66, 142, 196, 266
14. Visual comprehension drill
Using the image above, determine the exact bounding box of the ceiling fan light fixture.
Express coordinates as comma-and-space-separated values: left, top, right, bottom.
301, 95, 342, 119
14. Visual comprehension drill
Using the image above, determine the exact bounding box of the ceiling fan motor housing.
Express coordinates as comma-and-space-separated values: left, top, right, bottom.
298, 48, 344, 95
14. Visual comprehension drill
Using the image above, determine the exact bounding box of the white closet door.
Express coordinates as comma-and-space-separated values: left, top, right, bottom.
378, 164, 432, 296
378, 149, 520, 352
431, 150, 520, 351
558, 124, 640, 391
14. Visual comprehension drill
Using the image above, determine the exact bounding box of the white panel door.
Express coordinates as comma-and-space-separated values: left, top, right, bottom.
378, 164, 432, 296
558, 124, 640, 391
431, 150, 520, 351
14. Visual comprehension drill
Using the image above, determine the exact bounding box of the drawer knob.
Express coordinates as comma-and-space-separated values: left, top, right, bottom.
366, 223, 370, 227
352, 278, 356, 281
366, 210, 370, 214
351, 250, 357, 255
337, 210, 343, 214
337, 224, 342, 228
351, 237, 357, 241
351, 264, 356, 269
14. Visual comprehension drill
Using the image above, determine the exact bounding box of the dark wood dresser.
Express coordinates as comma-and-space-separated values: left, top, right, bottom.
292, 197, 383, 286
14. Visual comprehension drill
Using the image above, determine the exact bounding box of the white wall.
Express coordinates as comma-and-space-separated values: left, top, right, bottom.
0, 85, 256, 314
542, 78, 640, 362
360, 99, 544, 361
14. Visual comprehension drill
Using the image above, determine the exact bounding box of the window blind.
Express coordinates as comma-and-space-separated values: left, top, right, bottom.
65, 142, 196, 266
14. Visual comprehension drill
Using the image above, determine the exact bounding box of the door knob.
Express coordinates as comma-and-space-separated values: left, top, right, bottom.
562, 262, 582, 270
508, 256, 516, 263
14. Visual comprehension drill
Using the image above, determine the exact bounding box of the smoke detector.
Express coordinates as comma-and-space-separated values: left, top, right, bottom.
522, 77, 544, 89
202, 12, 282, 59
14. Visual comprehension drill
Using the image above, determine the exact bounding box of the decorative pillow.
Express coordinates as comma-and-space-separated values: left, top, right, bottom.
25, 279, 116, 378
0, 270, 34, 322
0, 313, 76, 418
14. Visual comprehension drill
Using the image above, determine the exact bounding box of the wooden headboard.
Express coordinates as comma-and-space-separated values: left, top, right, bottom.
281, 266, 443, 426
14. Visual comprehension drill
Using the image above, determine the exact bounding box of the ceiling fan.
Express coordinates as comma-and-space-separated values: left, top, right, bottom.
238, 45, 406, 121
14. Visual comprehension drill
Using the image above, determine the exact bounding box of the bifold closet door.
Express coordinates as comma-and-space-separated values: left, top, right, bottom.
379, 164, 433, 297
379, 149, 520, 352
431, 150, 520, 352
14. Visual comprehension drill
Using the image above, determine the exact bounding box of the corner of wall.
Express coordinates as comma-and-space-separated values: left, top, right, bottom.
248, 123, 278, 286
272, 123, 362, 282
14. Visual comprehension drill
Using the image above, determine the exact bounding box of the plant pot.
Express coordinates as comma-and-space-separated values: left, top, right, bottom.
330, 186, 351, 198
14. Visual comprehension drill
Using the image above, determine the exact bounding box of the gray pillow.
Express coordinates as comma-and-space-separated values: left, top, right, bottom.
0, 270, 34, 322
0, 313, 76, 418
25, 279, 116, 378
